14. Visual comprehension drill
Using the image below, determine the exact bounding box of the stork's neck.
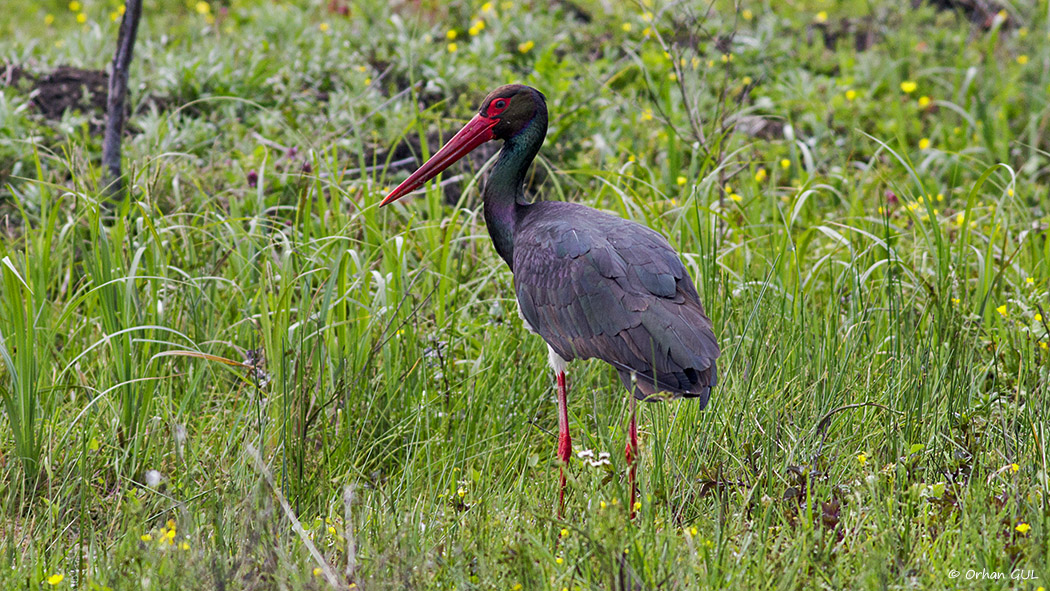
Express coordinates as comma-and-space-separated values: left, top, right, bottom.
483, 110, 547, 269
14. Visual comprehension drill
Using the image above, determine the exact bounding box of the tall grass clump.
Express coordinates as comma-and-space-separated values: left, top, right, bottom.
0, 251, 42, 486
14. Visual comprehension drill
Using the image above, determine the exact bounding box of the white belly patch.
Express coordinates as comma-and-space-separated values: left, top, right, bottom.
547, 345, 569, 374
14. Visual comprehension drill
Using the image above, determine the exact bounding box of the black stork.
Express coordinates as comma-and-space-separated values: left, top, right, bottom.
381, 84, 720, 517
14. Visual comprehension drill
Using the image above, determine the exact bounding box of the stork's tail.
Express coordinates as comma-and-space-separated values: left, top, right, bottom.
617, 363, 717, 409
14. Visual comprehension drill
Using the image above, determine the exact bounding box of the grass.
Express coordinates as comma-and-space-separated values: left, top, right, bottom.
1, 0, 1048, 588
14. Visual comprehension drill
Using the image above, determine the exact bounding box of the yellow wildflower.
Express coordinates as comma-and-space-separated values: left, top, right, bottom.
481, 2, 493, 13
754, 168, 767, 182
668, 72, 677, 81
1016, 522, 1031, 534
457, 486, 466, 497
951, 298, 960, 305
45, 13, 55, 25
118, 4, 125, 14
446, 29, 457, 40
919, 138, 931, 150
110, 11, 120, 20
68, 0, 80, 11
900, 81, 918, 93
447, 42, 458, 52
918, 96, 930, 107
1017, 55, 1029, 65
742, 9, 753, 20
677, 176, 687, 186
195, 1, 210, 14
689, 526, 698, 535
845, 89, 857, 101
313, 567, 322, 576
555, 557, 564, 564
996, 304, 1007, 316
640, 108, 653, 122
642, 11, 653, 22
1010, 463, 1020, 473
1025, 277, 1034, 285
179, 542, 190, 550
857, 453, 868, 465
560, 528, 569, 537
633, 501, 642, 511
780, 158, 791, 170
76, 12, 86, 23
517, 40, 534, 53
319, 22, 329, 32
140, 534, 152, 542
721, 53, 733, 63
47, 574, 64, 585
1040, 342, 1048, 350
621, 22, 632, 32
815, 11, 828, 23
1035, 313, 1043, 322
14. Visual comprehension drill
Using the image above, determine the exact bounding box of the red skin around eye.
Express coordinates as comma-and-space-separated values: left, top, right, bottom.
486, 99, 509, 117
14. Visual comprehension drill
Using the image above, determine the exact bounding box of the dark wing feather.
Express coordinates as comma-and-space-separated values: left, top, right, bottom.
513, 202, 720, 405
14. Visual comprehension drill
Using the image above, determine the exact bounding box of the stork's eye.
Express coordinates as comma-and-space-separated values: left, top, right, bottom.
487, 98, 510, 117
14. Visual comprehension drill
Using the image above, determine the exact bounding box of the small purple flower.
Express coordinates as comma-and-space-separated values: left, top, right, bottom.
247, 169, 258, 188
301, 160, 312, 174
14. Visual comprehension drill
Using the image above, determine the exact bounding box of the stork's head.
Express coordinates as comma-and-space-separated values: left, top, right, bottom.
381, 84, 546, 206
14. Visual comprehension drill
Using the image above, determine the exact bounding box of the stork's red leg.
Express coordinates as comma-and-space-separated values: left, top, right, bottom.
625, 395, 638, 519
556, 370, 571, 517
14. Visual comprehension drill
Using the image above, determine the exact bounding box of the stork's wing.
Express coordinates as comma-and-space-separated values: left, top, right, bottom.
512, 203, 719, 404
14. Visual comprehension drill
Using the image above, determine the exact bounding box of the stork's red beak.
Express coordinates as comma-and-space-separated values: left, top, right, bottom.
380, 114, 500, 206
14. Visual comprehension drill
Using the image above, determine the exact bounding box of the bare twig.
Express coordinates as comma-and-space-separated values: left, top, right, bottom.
102, 0, 143, 200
